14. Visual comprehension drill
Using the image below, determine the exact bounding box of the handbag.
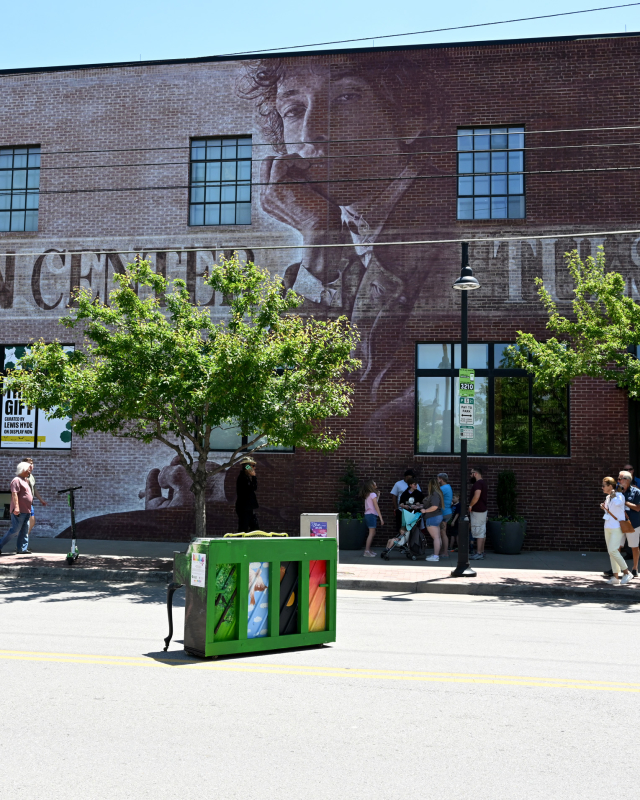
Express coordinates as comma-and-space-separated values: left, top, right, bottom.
605, 497, 635, 534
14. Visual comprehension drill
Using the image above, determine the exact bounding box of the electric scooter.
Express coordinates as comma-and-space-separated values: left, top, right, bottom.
58, 486, 82, 565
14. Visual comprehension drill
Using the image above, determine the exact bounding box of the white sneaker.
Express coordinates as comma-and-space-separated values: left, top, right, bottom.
607, 576, 621, 585
621, 572, 633, 585
425, 555, 440, 561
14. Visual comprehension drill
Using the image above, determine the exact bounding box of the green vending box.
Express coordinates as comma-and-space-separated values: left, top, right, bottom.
165, 535, 337, 658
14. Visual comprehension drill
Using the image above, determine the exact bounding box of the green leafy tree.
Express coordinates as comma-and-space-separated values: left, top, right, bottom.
336, 460, 362, 519
5, 254, 361, 538
512, 248, 640, 397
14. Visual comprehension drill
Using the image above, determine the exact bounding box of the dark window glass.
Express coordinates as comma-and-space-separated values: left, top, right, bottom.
532, 385, 569, 456
415, 343, 569, 456
189, 136, 252, 226
494, 377, 529, 454
457, 127, 524, 220
0, 146, 40, 232
209, 421, 293, 453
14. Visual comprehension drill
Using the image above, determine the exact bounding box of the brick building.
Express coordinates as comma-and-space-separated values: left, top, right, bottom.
1, 31, 639, 548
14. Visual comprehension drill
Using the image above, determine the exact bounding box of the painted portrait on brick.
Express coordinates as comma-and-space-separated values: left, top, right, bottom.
238, 54, 451, 390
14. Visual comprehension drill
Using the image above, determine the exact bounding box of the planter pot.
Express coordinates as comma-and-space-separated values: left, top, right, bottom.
488, 520, 525, 555
338, 518, 367, 550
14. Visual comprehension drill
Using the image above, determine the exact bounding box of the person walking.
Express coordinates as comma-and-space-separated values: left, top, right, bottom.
235, 457, 259, 533
618, 470, 640, 576
469, 466, 488, 560
448, 492, 460, 552
437, 472, 453, 558
361, 479, 384, 557
390, 469, 421, 533
24, 457, 47, 538
422, 477, 445, 562
623, 464, 640, 489
0, 461, 34, 555
601, 475, 633, 585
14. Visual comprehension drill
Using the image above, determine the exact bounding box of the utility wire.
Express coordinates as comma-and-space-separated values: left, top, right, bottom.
22, 162, 640, 195
35, 123, 640, 158
30, 139, 640, 172
216, 3, 640, 55
1, 228, 640, 259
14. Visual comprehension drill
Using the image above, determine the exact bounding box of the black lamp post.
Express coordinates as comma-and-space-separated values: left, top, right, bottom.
451, 242, 480, 579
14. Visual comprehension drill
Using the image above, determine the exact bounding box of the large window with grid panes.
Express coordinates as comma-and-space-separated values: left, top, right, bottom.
415, 343, 568, 456
457, 127, 524, 220
209, 422, 292, 453
1, 345, 73, 450
0, 146, 40, 232
189, 137, 252, 226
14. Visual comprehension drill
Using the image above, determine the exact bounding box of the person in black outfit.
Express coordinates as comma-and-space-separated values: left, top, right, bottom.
236, 457, 259, 532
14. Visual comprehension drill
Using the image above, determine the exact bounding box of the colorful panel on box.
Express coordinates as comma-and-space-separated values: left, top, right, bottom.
309, 560, 327, 632
279, 561, 299, 635
248, 562, 269, 639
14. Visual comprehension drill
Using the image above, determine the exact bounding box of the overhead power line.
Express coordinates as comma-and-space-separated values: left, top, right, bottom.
1, 228, 640, 259
217, 3, 640, 56
31, 139, 640, 173
36, 124, 640, 158
24, 162, 640, 196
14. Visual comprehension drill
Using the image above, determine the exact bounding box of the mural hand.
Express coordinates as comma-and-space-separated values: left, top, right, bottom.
261, 154, 340, 230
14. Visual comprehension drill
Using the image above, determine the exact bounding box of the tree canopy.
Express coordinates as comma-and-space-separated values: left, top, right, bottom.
5, 253, 361, 537
512, 248, 640, 399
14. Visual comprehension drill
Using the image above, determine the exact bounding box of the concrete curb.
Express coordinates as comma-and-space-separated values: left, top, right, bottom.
2, 566, 639, 602
336, 577, 640, 602
0, 565, 172, 583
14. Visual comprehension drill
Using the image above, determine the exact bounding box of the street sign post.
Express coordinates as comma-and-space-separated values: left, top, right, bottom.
459, 368, 475, 440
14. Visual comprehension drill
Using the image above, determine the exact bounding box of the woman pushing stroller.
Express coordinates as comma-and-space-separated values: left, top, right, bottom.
381, 480, 424, 558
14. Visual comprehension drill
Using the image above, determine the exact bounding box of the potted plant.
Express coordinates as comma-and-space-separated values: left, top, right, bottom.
487, 469, 526, 555
336, 461, 367, 550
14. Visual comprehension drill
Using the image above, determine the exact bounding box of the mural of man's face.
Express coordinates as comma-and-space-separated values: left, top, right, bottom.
275, 67, 408, 208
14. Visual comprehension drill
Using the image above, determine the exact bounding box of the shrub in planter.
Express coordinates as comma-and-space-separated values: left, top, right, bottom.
336, 460, 366, 550
488, 469, 526, 555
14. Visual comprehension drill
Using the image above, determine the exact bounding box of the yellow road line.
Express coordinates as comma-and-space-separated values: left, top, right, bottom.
0, 649, 638, 692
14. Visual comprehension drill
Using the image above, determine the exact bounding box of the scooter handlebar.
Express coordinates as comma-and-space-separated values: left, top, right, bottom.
57, 486, 83, 494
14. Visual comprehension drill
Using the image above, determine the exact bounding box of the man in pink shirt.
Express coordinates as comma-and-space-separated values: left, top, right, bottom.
0, 461, 33, 555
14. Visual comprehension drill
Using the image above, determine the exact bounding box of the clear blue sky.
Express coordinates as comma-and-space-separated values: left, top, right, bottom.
2, 0, 640, 70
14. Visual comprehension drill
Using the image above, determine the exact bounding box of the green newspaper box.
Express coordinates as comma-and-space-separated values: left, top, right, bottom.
164, 535, 337, 658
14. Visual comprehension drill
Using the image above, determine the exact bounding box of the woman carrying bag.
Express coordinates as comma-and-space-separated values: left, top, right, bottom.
601, 475, 634, 585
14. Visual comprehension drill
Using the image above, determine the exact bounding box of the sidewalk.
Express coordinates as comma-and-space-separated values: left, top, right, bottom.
0, 539, 638, 602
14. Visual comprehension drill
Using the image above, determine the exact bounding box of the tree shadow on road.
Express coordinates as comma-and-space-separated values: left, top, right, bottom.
473, 593, 640, 612
0, 578, 181, 606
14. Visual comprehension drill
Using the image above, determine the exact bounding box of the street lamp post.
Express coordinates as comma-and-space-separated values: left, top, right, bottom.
451, 242, 480, 579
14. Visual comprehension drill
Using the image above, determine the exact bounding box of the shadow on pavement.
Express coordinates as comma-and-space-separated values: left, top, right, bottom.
144, 642, 333, 666
475, 594, 640, 611
0, 577, 181, 606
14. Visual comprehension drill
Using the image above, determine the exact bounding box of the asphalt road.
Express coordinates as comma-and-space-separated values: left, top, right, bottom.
1, 579, 638, 800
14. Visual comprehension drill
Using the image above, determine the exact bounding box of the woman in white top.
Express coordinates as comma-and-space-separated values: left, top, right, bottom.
601, 476, 633, 585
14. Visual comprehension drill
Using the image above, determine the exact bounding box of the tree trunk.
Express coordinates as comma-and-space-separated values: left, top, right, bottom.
193, 470, 207, 540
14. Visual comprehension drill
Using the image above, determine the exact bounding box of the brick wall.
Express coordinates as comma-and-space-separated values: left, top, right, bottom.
0, 34, 637, 548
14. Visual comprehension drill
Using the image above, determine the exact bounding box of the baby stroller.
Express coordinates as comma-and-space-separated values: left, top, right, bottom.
381, 509, 426, 561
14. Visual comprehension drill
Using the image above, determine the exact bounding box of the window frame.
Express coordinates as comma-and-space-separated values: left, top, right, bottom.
188, 136, 252, 227
0, 144, 41, 233
456, 127, 525, 221
414, 342, 570, 457
208, 423, 294, 454
1, 343, 73, 451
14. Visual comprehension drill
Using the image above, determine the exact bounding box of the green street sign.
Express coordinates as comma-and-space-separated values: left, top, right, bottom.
459, 368, 475, 398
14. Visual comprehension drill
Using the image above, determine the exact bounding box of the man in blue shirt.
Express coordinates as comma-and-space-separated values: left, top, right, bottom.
618, 470, 640, 577
623, 464, 640, 490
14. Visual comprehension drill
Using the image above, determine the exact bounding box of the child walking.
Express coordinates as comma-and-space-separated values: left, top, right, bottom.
361, 479, 384, 557
448, 492, 460, 552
